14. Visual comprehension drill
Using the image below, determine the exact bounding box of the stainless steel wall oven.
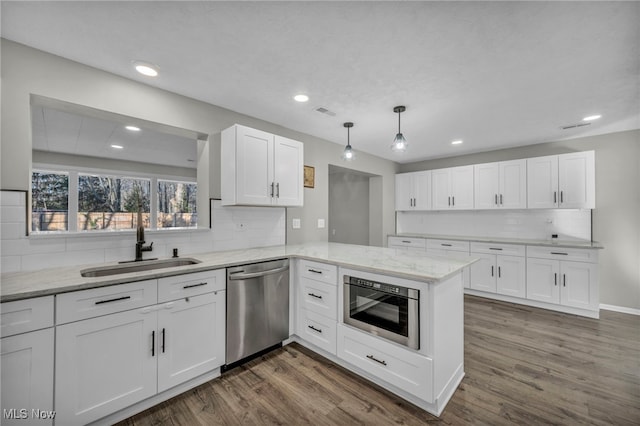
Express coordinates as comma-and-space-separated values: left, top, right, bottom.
343, 275, 419, 349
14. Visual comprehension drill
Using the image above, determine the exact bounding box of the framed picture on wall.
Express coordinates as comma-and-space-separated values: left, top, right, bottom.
304, 166, 315, 188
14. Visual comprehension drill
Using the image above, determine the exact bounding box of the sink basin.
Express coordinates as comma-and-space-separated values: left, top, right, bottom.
80, 258, 201, 277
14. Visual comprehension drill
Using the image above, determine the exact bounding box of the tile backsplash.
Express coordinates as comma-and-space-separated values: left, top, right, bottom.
0, 192, 285, 274
396, 209, 592, 241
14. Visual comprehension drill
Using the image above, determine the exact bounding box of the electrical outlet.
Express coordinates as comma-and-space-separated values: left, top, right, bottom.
317, 219, 325, 228
292, 218, 301, 229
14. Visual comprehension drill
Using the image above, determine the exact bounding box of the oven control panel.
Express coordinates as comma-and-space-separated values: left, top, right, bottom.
344, 276, 419, 299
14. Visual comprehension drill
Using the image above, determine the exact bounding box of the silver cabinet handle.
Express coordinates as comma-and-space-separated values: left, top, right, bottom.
366, 354, 387, 366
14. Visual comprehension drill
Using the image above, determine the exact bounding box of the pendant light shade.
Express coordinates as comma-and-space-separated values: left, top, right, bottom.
391, 106, 408, 153
342, 122, 355, 161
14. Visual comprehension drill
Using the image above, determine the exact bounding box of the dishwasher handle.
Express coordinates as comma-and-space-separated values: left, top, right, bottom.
228, 265, 289, 281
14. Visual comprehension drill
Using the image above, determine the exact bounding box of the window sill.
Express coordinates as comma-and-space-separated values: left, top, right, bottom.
28, 227, 210, 240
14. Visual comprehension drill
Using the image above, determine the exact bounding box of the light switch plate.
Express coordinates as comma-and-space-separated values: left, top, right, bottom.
317, 219, 325, 228
292, 218, 301, 229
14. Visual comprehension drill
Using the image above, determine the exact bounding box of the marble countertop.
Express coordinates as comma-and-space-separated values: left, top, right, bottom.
390, 233, 604, 249
0, 242, 476, 302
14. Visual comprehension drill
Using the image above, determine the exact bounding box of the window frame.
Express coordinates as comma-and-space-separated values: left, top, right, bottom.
32, 163, 197, 234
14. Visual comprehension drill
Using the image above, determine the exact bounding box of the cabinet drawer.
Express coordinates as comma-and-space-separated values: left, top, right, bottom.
297, 308, 337, 355
158, 269, 225, 303
299, 260, 337, 285
56, 280, 157, 324
471, 242, 525, 257
388, 237, 427, 249
427, 238, 469, 252
337, 325, 433, 402
298, 277, 337, 320
526, 246, 598, 263
1, 296, 54, 338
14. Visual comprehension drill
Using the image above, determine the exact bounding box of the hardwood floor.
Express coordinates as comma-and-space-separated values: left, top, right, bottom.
117, 295, 640, 425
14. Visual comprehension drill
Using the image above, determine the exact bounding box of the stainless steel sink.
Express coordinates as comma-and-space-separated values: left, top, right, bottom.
80, 258, 201, 277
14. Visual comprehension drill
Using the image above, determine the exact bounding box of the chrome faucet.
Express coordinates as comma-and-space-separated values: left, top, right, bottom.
135, 210, 153, 261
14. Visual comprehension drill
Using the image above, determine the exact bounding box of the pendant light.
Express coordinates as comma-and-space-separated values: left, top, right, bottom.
342, 122, 355, 161
391, 105, 408, 152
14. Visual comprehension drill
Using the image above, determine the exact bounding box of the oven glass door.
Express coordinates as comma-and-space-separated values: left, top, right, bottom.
348, 284, 409, 338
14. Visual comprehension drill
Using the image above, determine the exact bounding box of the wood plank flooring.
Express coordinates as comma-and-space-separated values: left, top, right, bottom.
117, 296, 640, 425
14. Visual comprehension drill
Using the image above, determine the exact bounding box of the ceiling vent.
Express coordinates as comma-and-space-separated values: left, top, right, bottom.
560, 122, 591, 130
315, 106, 336, 117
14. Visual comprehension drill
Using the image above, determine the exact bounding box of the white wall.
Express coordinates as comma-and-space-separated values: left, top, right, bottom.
0, 39, 398, 248
398, 130, 640, 311
329, 169, 370, 245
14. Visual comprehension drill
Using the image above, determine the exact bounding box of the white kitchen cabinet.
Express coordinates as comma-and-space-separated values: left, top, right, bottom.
395, 171, 431, 210
474, 159, 526, 209
427, 239, 470, 288
157, 291, 225, 392
1, 296, 55, 426
526, 257, 598, 311
55, 307, 158, 426
431, 166, 474, 210
221, 124, 303, 207
469, 243, 526, 297
527, 151, 595, 209
388, 236, 427, 252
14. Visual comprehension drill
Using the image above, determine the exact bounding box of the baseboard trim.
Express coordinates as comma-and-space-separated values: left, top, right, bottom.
599, 304, 640, 316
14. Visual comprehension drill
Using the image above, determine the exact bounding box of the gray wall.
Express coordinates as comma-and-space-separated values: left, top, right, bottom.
328, 168, 370, 245
1, 39, 399, 245
400, 130, 640, 311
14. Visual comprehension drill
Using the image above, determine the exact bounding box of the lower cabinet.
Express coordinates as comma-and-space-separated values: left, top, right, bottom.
337, 324, 433, 403
297, 308, 337, 354
526, 258, 598, 310
1, 328, 55, 426
469, 253, 526, 298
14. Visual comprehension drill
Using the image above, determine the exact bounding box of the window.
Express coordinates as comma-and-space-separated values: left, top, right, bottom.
31, 168, 196, 233
157, 180, 197, 229
32, 171, 69, 231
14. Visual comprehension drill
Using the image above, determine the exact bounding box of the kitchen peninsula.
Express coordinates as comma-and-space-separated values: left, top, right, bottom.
1, 242, 474, 424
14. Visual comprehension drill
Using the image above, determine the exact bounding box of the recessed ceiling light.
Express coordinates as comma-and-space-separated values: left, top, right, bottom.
133, 61, 158, 77
582, 114, 601, 121
110, 144, 124, 149
451, 140, 463, 145
125, 125, 141, 132
293, 94, 309, 103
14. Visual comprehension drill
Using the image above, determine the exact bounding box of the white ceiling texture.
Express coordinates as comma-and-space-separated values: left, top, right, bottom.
2, 1, 639, 164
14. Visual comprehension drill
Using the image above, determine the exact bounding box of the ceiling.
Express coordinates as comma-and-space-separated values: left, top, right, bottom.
2, 1, 639, 164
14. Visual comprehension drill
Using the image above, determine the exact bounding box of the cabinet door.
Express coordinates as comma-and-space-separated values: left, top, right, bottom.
413, 170, 432, 210
527, 155, 558, 209
526, 258, 560, 304
55, 309, 157, 426
395, 173, 414, 211
450, 166, 474, 209
560, 262, 598, 310
474, 162, 500, 209
236, 125, 274, 205
558, 151, 595, 209
274, 136, 304, 206
499, 159, 527, 209
469, 253, 496, 293
496, 255, 526, 298
431, 169, 451, 210
1, 328, 54, 426
157, 292, 225, 392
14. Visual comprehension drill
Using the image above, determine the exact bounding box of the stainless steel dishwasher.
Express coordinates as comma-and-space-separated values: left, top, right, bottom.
225, 258, 290, 368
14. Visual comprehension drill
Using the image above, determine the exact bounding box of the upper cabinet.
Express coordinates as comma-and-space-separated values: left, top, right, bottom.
474, 159, 527, 209
432, 165, 474, 210
395, 171, 432, 211
527, 151, 595, 209
221, 124, 304, 207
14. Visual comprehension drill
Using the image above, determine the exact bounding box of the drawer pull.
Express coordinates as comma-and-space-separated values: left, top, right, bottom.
489, 247, 503, 251
401, 240, 411, 243
554, 273, 558, 286
563, 274, 567, 287
95, 295, 131, 305
366, 354, 387, 366
441, 243, 452, 247
308, 325, 322, 334
308, 293, 323, 299
161, 328, 166, 353
308, 269, 323, 274
491, 266, 494, 277
551, 252, 568, 256
151, 330, 155, 357
183, 282, 207, 289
